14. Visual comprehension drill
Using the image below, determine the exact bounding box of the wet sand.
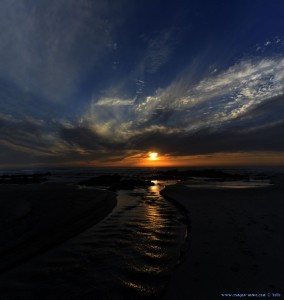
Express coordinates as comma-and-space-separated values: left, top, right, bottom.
0, 184, 187, 300
161, 176, 284, 299
0, 183, 116, 273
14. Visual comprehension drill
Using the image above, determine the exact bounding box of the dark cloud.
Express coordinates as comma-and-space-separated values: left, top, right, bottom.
59, 126, 126, 155
0, 116, 52, 155
1, 92, 284, 166
238, 94, 284, 121
129, 121, 284, 156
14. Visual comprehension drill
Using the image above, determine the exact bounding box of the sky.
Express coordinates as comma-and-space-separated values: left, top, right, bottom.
1, 0, 284, 168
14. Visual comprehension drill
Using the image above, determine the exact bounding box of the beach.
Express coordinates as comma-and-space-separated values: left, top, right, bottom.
0, 180, 187, 299
1, 174, 283, 299
0, 183, 116, 273
161, 176, 284, 299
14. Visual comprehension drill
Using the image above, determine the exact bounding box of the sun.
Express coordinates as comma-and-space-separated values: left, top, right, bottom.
149, 152, 158, 160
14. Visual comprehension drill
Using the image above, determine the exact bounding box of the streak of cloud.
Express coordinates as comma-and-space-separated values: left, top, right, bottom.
0, 0, 114, 102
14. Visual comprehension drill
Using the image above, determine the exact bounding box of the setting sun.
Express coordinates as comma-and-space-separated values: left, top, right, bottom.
149, 152, 158, 160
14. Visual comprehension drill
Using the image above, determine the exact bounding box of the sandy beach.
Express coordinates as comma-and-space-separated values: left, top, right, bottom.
161, 176, 284, 299
0, 183, 116, 273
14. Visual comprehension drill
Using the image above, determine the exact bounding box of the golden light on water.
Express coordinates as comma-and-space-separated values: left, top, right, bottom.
149, 182, 159, 193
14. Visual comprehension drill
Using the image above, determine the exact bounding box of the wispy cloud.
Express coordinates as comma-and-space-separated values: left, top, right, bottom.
142, 28, 179, 73
95, 97, 134, 107
2, 51, 284, 166
132, 55, 284, 132
0, 0, 114, 102
75, 53, 284, 160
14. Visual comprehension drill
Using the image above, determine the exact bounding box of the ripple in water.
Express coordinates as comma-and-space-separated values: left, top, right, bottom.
0, 182, 188, 299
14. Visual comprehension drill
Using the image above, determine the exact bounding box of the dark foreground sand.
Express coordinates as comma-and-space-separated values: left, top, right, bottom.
161, 176, 284, 300
0, 183, 116, 273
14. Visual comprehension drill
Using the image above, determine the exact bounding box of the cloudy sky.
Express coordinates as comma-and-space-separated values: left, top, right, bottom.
1, 0, 284, 168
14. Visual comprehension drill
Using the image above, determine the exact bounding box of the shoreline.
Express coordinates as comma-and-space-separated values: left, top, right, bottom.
0, 183, 116, 273
161, 176, 284, 299
160, 186, 192, 265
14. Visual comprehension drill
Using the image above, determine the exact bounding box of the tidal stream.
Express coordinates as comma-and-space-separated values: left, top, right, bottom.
0, 181, 188, 299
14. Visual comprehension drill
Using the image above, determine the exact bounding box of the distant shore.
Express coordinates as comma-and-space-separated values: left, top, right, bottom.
161, 175, 284, 299
0, 183, 116, 273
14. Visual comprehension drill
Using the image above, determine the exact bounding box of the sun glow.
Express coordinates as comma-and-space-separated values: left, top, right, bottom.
149, 152, 158, 160
84, 151, 284, 168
